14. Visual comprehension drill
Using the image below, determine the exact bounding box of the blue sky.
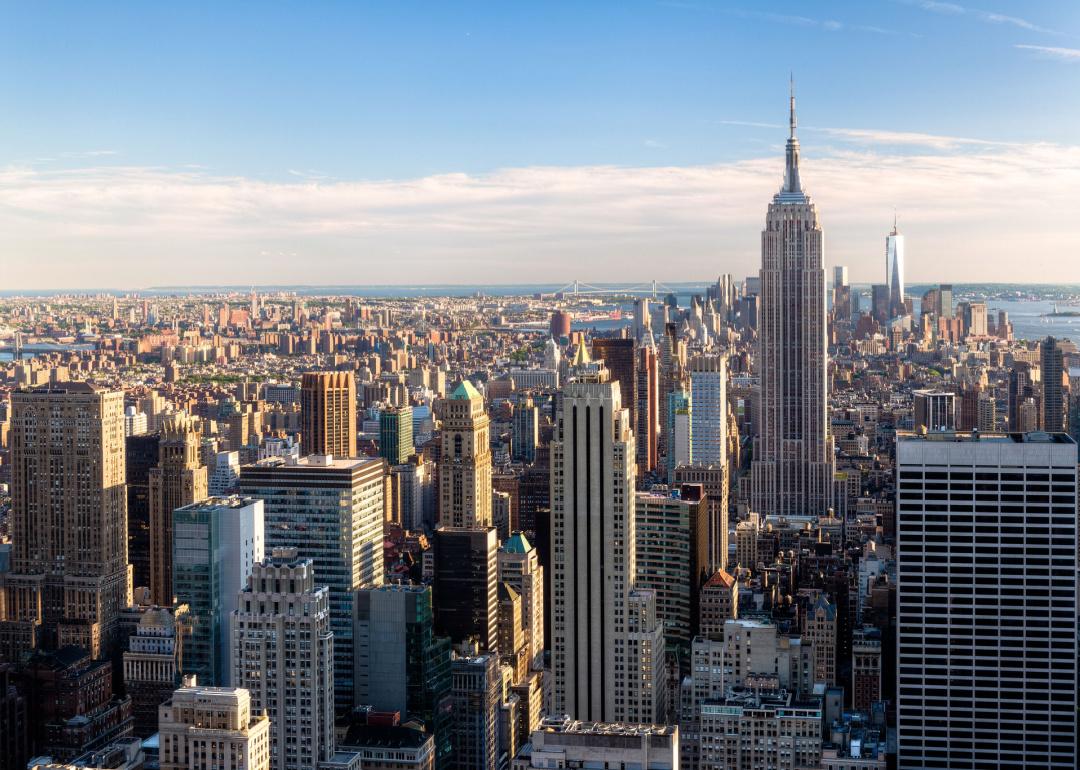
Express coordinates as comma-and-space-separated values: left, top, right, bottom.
2, 1, 1080, 288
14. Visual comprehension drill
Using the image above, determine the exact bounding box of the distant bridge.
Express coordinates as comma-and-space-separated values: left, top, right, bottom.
554, 280, 682, 298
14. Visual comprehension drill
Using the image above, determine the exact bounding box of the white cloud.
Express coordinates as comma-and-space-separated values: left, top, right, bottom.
1014, 44, 1080, 61
1, 140, 1079, 289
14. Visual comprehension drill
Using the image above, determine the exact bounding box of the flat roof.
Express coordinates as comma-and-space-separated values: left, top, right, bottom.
897, 430, 1075, 445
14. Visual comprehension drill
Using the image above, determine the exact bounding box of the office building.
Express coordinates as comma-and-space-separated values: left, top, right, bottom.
667, 390, 691, 480
352, 585, 452, 769
158, 684, 271, 770
636, 339, 660, 474
698, 687, 822, 770
232, 551, 334, 770
172, 496, 264, 686
698, 569, 738, 639
450, 652, 500, 770
673, 464, 729, 573
433, 527, 498, 651
511, 398, 538, 464
896, 431, 1078, 768
497, 533, 544, 671
512, 717, 678, 770
1007, 361, 1037, 430
300, 372, 357, 458
804, 594, 836, 687
851, 626, 882, 712
379, 405, 413, 466
633, 485, 709, 663
550, 361, 666, 723
885, 216, 905, 319
338, 726, 435, 770
1041, 336, 1064, 431
688, 354, 727, 466
122, 608, 180, 738
1, 383, 129, 660
126, 433, 160, 593
240, 455, 386, 714
208, 450, 242, 496
913, 389, 956, 433
750, 86, 834, 518
150, 414, 208, 607
591, 337, 637, 431
437, 381, 492, 528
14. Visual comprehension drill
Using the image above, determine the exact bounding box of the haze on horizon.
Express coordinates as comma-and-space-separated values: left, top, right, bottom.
2, 1, 1079, 290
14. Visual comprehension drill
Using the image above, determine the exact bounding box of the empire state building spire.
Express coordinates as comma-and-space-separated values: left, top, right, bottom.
777, 75, 806, 202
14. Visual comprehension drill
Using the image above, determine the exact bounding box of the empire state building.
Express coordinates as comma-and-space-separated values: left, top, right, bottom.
750, 83, 834, 517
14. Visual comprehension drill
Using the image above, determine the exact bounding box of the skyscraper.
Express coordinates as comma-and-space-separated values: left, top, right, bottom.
239, 455, 385, 714
1041, 335, 1064, 431
896, 431, 1078, 768
636, 338, 660, 474
550, 361, 665, 723
300, 371, 357, 458
352, 584, 453, 770
1, 383, 129, 660
232, 551, 334, 770
379, 404, 414, 466
688, 353, 727, 466
433, 527, 499, 652
591, 337, 637, 432
438, 381, 492, 528
125, 433, 160, 593
497, 532, 544, 671
885, 215, 905, 319
450, 652, 500, 770
172, 495, 264, 686
750, 83, 833, 518
150, 414, 208, 606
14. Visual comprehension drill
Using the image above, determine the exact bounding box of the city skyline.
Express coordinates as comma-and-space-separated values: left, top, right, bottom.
3, 2, 1080, 288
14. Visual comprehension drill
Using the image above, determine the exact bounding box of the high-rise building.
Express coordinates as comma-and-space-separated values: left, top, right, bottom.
666, 390, 691, 481
352, 584, 452, 769
698, 569, 738, 639
208, 450, 242, 496
1008, 361, 1037, 430
172, 495, 264, 686
497, 533, 544, 671
750, 85, 833, 518
380, 405, 414, 466
158, 684, 271, 770
150, 414, 208, 607
885, 215, 905, 319
912, 389, 956, 433
672, 464, 729, 573
232, 551, 334, 770
300, 371, 357, 458
636, 339, 660, 474
850, 625, 882, 713
240, 455, 385, 714
123, 608, 180, 738
450, 652, 499, 770
550, 361, 665, 723
633, 485, 709, 665
1, 383, 129, 660
688, 354, 727, 466
1041, 336, 1064, 431
438, 381, 492, 528
433, 527, 498, 652
591, 337, 637, 432
126, 433, 160, 593
803, 594, 836, 687
511, 398, 538, 464
896, 431, 1078, 768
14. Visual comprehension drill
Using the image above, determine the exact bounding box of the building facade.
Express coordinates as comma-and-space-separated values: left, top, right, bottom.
437, 381, 492, 528
300, 371, 357, 458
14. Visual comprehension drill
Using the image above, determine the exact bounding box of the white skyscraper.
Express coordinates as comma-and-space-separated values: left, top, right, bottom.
550, 360, 665, 724
689, 353, 727, 466
896, 431, 1078, 769
886, 215, 905, 319
232, 550, 334, 770
750, 81, 833, 517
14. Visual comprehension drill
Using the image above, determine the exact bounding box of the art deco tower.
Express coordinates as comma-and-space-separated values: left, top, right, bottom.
1, 383, 129, 660
750, 82, 834, 517
438, 381, 492, 528
150, 413, 208, 606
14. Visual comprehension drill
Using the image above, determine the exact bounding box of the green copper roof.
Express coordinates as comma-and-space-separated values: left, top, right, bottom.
502, 532, 532, 553
451, 380, 481, 400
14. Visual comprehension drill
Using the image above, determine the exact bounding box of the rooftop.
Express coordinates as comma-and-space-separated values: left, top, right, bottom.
898, 429, 1075, 444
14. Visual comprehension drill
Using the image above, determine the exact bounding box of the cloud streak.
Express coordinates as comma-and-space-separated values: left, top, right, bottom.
901, 1, 1066, 37
1014, 44, 1080, 61
2, 140, 1079, 289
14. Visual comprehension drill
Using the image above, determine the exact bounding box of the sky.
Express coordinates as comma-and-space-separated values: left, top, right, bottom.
2, 0, 1080, 290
